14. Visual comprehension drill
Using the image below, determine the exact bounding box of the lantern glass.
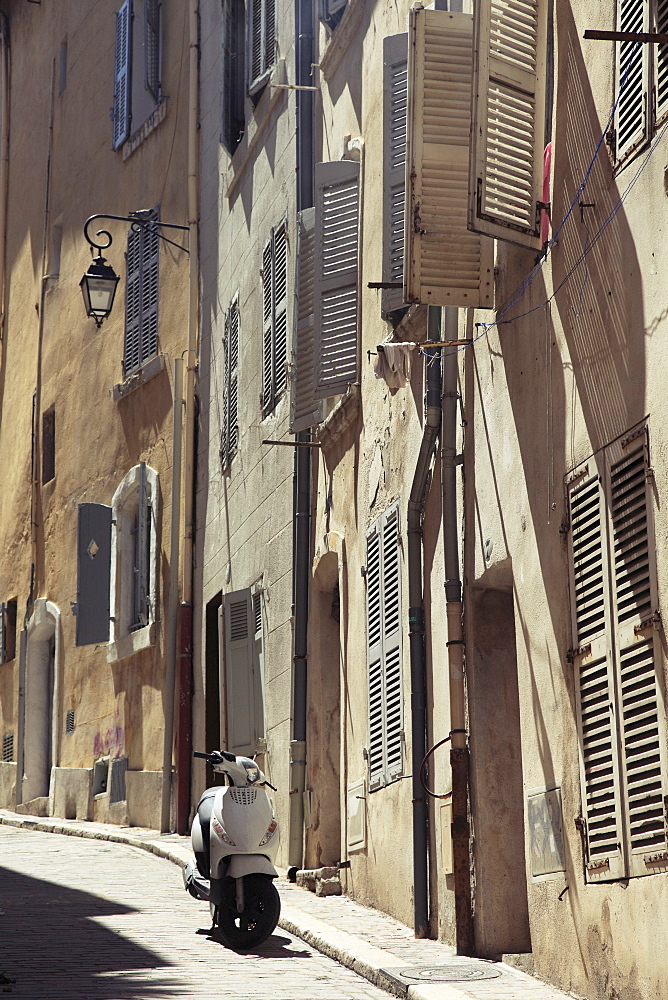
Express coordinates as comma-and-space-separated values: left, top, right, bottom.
80, 256, 119, 325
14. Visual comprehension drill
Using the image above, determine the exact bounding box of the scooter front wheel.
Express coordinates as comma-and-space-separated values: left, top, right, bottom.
216, 873, 281, 950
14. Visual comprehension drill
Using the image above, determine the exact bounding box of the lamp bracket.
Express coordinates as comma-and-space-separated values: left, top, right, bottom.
83, 213, 190, 255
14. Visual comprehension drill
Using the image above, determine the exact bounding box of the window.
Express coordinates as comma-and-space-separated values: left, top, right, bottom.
313, 159, 360, 398
222, 588, 266, 755
469, 0, 548, 250
222, 0, 246, 153
221, 297, 239, 469
248, 0, 275, 96
124, 215, 159, 377
261, 221, 288, 413
108, 462, 160, 661
319, 0, 347, 32
405, 8, 494, 305
567, 423, 668, 881
367, 504, 403, 789
112, 0, 162, 151
42, 407, 55, 485
0, 600, 17, 663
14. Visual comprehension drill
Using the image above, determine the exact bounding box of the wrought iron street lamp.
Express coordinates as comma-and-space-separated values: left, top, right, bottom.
80, 212, 189, 327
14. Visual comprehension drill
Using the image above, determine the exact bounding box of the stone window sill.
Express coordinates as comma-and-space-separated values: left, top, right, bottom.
113, 354, 166, 402
317, 382, 361, 451
319, 0, 367, 80
122, 100, 168, 161
107, 622, 156, 664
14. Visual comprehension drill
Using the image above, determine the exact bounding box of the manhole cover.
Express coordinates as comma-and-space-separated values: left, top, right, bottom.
384, 964, 501, 983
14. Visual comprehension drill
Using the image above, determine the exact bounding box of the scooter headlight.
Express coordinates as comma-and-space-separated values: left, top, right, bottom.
259, 818, 278, 846
212, 814, 236, 847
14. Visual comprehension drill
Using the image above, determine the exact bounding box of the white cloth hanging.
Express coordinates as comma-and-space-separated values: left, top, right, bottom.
373, 342, 416, 388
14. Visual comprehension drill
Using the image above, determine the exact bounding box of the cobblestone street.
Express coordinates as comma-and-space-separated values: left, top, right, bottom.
0, 826, 391, 1000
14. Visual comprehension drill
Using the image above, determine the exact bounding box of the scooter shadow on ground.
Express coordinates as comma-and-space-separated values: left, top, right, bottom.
197, 926, 312, 957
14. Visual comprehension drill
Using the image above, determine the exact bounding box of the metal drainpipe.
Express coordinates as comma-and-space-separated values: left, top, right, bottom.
288, 0, 314, 870
441, 305, 474, 955
407, 305, 441, 938
0, 14, 10, 339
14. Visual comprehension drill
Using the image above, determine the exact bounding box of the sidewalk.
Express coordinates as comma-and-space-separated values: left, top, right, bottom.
0, 809, 579, 1000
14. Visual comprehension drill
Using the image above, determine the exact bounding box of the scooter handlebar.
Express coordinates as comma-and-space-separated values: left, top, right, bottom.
192, 749, 237, 763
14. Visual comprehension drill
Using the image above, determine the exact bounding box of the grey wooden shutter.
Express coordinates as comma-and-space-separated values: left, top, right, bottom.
367, 523, 385, 790
76, 503, 112, 646
405, 9, 493, 307
249, 0, 272, 93
367, 504, 403, 789
224, 589, 260, 755
140, 223, 160, 366
606, 430, 668, 876
124, 226, 142, 375
264, 0, 275, 76
0, 603, 5, 665
615, 0, 649, 161
113, 1, 132, 150
262, 237, 273, 410
469, 0, 548, 249
274, 223, 288, 399
657, 0, 668, 120
222, 298, 239, 468
144, 0, 161, 103
568, 462, 626, 882
252, 592, 266, 742
382, 34, 408, 316
314, 160, 360, 399
290, 208, 322, 433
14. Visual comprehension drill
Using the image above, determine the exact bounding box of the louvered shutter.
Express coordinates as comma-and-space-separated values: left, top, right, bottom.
0, 603, 5, 665
615, 0, 649, 161
140, 223, 160, 366
568, 463, 625, 882
382, 34, 408, 315
290, 208, 322, 432
144, 0, 161, 103
113, 1, 132, 150
314, 160, 360, 399
262, 237, 273, 410
469, 0, 548, 249
76, 503, 112, 646
264, 0, 275, 76
367, 523, 385, 789
222, 299, 239, 468
656, 0, 668, 121
249, 0, 273, 93
367, 504, 403, 789
606, 431, 668, 877
405, 10, 494, 308
124, 226, 142, 375
274, 224, 288, 399
224, 589, 260, 755
133, 461, 150, 629
252, 592, 266, 742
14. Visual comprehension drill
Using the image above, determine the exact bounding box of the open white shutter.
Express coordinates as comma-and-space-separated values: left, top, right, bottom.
606, 431, 668, 877
469, 0, 548, 249
314, 160, 360, 399
615, 0, 650, 161
113, 1, 132, 150
568, 462, 625, 882
656, 0, 668, 121
382, 33, 408, 316
290, 208, 323, 433
367, 523, 385, 790
382, 506, 403, 781
224, 589, 259, 756
405, 9, 493, 308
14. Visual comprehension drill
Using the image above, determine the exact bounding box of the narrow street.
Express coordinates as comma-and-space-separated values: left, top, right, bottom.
0, 826, 389, 1000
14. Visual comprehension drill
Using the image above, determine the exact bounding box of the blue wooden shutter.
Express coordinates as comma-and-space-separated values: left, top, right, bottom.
140, 222, 160, 366
113, 1, 132, 150
124, 226, 142, 375
76, 503, 112, 646
144, 0, 161, 103
314, 160, 360, 398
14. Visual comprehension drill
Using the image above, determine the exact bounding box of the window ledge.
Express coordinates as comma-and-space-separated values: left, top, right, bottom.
319, 0, 367, 80
107, 622, 156, 663
316, 382, 361, 452
113, 354, 166, 402
122, 100, 168, 161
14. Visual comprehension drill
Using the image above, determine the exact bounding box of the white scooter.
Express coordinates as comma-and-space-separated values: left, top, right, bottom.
182, 749, 281, 949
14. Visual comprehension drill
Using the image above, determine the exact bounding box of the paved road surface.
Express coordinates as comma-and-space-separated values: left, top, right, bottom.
0, 825, 391, 1000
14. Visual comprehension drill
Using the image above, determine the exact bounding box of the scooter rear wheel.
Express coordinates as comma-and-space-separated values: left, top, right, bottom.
216, 873, 281, 950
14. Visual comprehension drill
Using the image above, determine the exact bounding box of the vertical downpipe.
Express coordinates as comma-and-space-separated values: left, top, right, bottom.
442, 305, 474, 955
289, 0, 314, 869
